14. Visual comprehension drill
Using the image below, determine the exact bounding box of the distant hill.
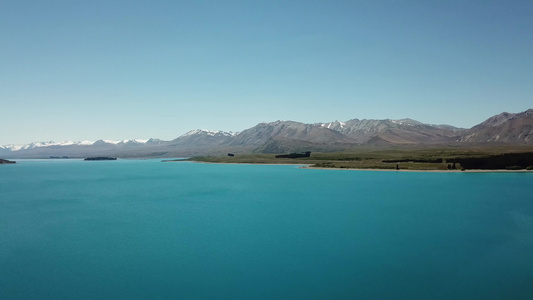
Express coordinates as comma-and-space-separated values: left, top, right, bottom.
228, 121, 356, 147
316, 118, 464, 145
2, 109, 532, 158
458, 109, 533, 144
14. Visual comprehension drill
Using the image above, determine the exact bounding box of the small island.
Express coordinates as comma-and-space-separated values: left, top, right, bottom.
0, 158, 16, 164
84, 157, 117, 161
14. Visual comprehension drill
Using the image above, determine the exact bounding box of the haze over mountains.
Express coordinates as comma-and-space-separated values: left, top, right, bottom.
2, 109, 532, 158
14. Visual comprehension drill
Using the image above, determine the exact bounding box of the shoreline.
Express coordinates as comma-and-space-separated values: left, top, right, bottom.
303, 166, 533, 173
184, 160, 533, 173
182, 160, 307, 166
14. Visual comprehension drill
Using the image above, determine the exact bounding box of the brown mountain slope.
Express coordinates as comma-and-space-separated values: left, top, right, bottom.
318, 119, 464, 144
458, 109, 533, 144
228, 121, 356, 147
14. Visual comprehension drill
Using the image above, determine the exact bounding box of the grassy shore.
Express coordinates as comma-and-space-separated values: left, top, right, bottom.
185, 145, 533, 171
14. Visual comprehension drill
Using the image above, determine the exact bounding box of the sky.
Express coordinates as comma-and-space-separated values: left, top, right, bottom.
2, 0, 533, 144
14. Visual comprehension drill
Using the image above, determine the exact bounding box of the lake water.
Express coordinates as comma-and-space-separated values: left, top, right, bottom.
1, 159, 532, 299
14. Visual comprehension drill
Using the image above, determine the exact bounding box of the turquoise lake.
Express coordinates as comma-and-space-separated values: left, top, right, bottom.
1, 159, 532, 299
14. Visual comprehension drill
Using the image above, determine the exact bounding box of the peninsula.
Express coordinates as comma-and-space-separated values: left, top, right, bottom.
185, 146, 533, 171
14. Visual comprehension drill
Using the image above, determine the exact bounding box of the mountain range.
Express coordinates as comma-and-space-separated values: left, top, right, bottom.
2, 109, 532, 158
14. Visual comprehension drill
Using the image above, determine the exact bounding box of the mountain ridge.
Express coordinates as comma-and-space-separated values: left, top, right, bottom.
2, 109, 532, 158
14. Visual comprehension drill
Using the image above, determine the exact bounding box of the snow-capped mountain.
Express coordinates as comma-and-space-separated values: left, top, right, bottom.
1, 139, 151, 151
94, 139, 151, 145
170, 129, 237, 149
180, 129, 238, 138
0, 138, 159, 158
0, 140, 94, 151
228, 120, 354, 147
315, 118, 464, 144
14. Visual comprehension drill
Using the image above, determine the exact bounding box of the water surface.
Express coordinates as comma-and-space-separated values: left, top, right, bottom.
1, 159, 532, 299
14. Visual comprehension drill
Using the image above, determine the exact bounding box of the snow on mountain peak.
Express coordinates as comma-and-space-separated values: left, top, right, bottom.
390, 118, 422, 126
0, 138, 153, 151
320, 120, 346, 129
132, 139, 149, 143
182, 129, 237, 137
5, 140, 92, 150
117, 139, 149, 144
102, 139, 121, 145
0, 144, 26, 151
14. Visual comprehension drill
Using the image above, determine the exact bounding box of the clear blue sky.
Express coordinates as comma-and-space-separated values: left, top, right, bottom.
2, 0, 532, 144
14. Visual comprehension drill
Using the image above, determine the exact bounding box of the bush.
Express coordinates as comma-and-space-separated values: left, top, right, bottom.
505, 165, 523, 170
456, 152, 533, 170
